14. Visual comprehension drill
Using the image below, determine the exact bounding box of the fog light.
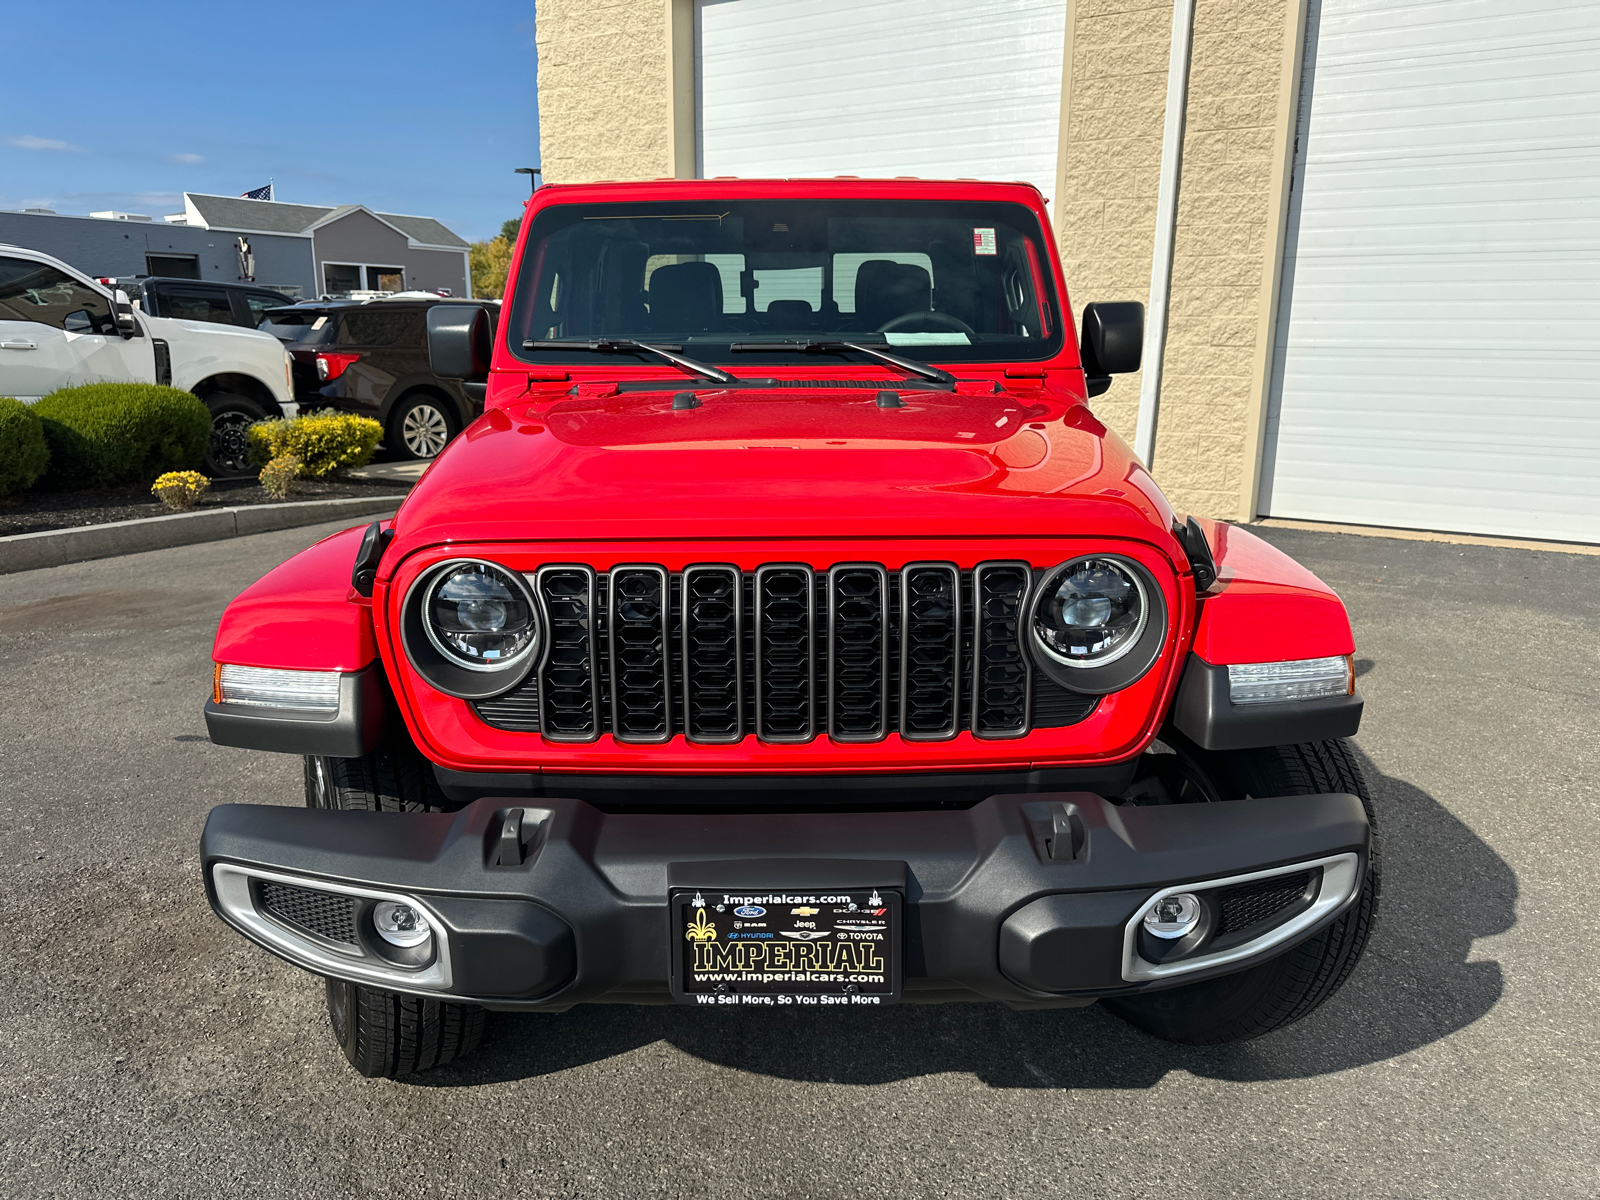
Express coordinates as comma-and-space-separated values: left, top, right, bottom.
1143, 893, 1201, 940
373, 902, 432, 948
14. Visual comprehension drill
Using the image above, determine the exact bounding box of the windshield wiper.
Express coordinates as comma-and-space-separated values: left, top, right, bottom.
729, 339, 955, 387
524, 338, 738, 386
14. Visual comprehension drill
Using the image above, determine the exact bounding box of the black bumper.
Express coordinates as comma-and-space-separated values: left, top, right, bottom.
201, 791, 1369, 1010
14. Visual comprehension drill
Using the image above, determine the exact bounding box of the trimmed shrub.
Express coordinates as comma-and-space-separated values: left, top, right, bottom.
248, 410, 382, 478
0, 396, 50, 498
151, 470, 210, 512
34, 383, 209, 489
259, 455, 302, 500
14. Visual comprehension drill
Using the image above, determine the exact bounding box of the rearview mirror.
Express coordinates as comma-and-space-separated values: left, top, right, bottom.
112, 289, 139, 338
1079, 301, 1144, 396
426, 304, 491, 382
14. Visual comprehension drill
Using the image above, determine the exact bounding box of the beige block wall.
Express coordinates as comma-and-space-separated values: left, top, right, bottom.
1055, 0, 1175, 448
534, 0, 678, 183
1151, 0, 1299, 519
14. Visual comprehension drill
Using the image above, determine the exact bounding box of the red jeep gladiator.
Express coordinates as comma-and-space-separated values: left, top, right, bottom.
201, 179, 1374, 1078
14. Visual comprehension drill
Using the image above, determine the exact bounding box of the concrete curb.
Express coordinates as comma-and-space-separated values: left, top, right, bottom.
0, 495, 405, 575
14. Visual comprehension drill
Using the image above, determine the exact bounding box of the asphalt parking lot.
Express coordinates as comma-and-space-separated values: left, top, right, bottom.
1, 521, 1596, 1199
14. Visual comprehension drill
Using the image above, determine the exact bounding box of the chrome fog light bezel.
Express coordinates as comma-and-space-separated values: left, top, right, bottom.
1122, 853, 1362, 982
211, 863, 453, 993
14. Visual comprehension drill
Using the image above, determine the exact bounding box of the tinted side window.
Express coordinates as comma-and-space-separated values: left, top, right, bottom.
245, 293, 291, 325
335, 309, 417, 347
0, 256, 113, 331
162, 288, 235, 325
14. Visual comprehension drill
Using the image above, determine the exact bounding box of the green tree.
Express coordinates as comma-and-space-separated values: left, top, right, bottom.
469, 215, 524, 299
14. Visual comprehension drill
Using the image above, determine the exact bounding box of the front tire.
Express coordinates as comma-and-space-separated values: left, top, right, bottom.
204, 392, 267, 477
1104, 738, 1380, 1044
305, 740, 486, 1078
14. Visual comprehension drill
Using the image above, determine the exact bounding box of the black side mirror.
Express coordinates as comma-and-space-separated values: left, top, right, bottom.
426, 304, 491, 382
1079, 301, 1144, 396
111, 289, 139, 339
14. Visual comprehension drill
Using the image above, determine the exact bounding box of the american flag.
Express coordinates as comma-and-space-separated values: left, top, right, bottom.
240, 182, 273, 201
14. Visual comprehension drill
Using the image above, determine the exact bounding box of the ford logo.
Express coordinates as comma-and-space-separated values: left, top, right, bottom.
733, 905, 766, 918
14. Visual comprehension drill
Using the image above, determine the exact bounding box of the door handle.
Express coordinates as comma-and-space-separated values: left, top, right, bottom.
0, 340, 38, 350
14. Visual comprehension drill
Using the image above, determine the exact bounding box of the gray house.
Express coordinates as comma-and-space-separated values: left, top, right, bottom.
0, 193, 472, 299
177, 194, 470, 298
0, 208, 314, 295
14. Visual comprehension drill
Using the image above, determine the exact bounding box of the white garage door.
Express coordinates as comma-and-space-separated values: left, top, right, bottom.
1260, 0, 1600, 543
695, 0, 1066, 204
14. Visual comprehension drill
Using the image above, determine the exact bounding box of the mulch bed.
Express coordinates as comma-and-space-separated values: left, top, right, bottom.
0, 475, 412, 537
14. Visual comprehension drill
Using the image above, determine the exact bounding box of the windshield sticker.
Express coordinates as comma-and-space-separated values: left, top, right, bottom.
312, 316, 328, 329
884, 331, 971, 346
973, 227, 998, 256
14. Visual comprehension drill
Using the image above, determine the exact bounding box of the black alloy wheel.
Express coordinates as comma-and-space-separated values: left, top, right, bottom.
204, 393, 267, 477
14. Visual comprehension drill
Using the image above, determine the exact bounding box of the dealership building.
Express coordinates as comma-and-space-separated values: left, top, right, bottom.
533, 0, 1600, 543
0, 193, 471, 301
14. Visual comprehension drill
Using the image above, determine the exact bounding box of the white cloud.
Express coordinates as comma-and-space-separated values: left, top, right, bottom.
4, 134, 82, 152
170, 152, 203, 165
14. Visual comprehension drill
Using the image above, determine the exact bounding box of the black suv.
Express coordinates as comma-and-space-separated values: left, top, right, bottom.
103, 277, 301, 330
260, 298, 498, 459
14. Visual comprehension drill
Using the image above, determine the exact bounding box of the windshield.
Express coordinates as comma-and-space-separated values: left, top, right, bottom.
509, 199, 1062, 366
259, 310, 336, 344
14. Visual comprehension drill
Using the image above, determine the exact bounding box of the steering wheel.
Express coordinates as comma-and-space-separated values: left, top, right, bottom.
877, 310, 977, 336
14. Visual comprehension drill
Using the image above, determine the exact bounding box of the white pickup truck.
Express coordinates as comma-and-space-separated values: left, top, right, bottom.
0, 245, 297, 475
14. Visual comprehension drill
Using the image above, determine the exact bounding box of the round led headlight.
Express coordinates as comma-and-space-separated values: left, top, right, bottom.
1032, 557, 1149, 668
1026, 555, 1167, 696
421, 560, 538, 672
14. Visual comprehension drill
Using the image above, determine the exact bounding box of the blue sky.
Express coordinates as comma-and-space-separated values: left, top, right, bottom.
0, 3, 539, 243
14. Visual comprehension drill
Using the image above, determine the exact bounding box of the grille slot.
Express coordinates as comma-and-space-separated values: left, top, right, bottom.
755, 565, 816, 743
609, 564, 670, 743
1216, 871, 1314, 936
258, 880, 357, 945
474, 559, 1104, 744
536, 565, 600, 742
901, 563, 960, 740
827, 564, 889, 742
971, 562, 1032, 738
682, 565, 743, 743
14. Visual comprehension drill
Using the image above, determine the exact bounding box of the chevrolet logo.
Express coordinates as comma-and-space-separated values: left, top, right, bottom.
791, 906, 820, 916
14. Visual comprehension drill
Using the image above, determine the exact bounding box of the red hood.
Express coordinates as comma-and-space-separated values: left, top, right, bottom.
388, 381, 1176, 550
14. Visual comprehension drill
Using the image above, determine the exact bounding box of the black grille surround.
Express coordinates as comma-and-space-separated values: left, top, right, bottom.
474, 562, 1103, 744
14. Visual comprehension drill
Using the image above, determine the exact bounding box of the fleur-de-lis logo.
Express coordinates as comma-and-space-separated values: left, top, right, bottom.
685, 907, 717, 942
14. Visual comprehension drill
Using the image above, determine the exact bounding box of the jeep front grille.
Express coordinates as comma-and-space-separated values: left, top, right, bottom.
474, 562, 1099, 743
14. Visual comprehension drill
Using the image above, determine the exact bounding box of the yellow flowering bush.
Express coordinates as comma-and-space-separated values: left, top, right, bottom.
150, 470, 211, 512
259, 455, 303, 500
247, 410, 382, 478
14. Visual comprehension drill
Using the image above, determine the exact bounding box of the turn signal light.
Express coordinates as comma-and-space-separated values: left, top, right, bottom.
1227, 655, 1353, 705
315, 351, 361, 382
214, 663, 340, 713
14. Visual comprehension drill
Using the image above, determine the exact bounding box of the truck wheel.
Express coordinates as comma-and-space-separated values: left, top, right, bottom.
302, 736, 455, 813
387, 393, 457, 460
303, 741, 485, 1078
1104, 739, 1380, 1045
204, 393, 266, 478
325, 978, 485, 1079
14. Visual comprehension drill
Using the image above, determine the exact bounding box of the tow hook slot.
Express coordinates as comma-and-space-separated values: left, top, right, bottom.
488, 807, 549, 868
1025, 801, 1087, 862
